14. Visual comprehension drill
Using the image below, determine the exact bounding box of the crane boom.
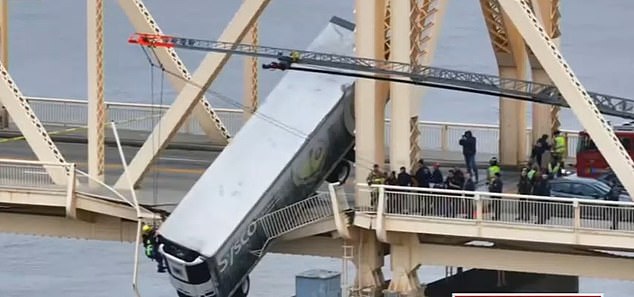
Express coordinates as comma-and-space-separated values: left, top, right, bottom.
129, 33, 634, 120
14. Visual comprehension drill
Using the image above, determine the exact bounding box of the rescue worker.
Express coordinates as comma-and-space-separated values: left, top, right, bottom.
552, 130, 566, 164
488, 172, 503, 220
290, 51, 301, 62
486, 157, 501, 184
386, 171, 398, 186
530, 134, 551, 169
366, 164, 386, 207
366, 164, 385, 185
516, 168, 533, 221
142, 224, 167, 273
548, 159, 563, 179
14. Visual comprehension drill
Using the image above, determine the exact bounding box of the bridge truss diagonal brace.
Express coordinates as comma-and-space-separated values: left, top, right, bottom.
114, 0, 271, 190
497, 0, 634, 197
0, 63, 68, 184
118, 0, 232, 146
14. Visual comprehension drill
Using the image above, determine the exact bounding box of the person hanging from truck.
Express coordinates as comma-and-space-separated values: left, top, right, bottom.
142, 224, 167, 273
552, 130, 566, 164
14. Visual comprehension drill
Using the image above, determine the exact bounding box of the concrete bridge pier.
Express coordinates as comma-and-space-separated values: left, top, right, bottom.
352, 229, 386, 297
385, 233, 425, 297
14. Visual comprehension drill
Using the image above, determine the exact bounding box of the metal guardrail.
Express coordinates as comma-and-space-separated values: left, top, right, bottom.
359, 184, 634, 233
259, 192, 333, 239
0, 158, 73, 190
20, 96, 580, 159
0, 159, 143, 218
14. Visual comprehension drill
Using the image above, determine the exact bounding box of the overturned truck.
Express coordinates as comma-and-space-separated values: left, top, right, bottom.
157, 17, 356, 297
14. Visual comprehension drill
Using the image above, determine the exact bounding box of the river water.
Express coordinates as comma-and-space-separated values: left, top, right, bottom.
2, 0, 634, 296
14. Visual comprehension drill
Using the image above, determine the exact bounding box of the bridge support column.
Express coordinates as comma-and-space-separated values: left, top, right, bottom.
386, 233, 424, 297
529, 0, 561, 139
87, 0, 106, 184
354, 0, 387, 206
480, 0, 529, 166
352, 229, 385, 296
498, 66, 527, 166
0, 0, 8, 129
389, 0, 414, 171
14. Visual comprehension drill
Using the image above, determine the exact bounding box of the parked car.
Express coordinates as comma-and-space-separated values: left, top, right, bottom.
549, 176, 632, 220
596, 171, 625, 193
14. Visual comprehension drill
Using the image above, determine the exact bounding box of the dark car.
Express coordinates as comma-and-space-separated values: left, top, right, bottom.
549, 176, 632, 220
597, 171, 625, 193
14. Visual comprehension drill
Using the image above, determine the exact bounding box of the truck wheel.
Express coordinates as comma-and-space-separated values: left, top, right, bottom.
326, 161, 351, 184
231, 276, 250, 297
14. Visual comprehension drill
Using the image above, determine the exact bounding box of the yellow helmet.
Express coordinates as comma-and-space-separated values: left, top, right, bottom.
142, 224, 153, 233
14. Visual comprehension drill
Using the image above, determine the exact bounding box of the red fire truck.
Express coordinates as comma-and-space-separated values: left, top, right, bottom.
576, 124, 634, 177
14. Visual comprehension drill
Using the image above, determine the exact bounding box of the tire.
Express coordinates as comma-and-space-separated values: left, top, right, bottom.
231, 276, 250, 297
325, 161, 351, 184
176, 291, 190, 297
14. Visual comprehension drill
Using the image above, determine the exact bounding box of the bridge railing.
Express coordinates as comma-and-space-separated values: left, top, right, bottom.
358, 184, 634, 233
21, 96, 580, 159
0, 158, 75, 190
259, 192, 333, 240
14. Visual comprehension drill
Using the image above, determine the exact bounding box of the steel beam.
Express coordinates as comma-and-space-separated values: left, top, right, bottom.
354, 0, 388, 205
408, 0, 447, 170
114, 0, 270, 189
417, 243, 634, 281
389, 0, 414, 171
117, 0, 232, 143
0, 64, 68, 184
87, 0, 105, 183
529, 0, 561, 139
480, 0, 528, 166
498, 0, 634, 197
0, 0, 8, 129
243, 22, 259, 122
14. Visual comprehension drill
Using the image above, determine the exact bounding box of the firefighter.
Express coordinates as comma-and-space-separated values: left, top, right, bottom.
552, 130, 566, 164
142, 224, 167, 273
366, 164, 385, 207
486, 157, 501, 184
290, 51, 301, 62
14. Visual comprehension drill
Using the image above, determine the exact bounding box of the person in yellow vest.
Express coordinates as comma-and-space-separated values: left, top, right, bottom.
552, 130, 566, 164
548, 159, 563, 179
486, 157, 501, 184
366, 164, 385, 208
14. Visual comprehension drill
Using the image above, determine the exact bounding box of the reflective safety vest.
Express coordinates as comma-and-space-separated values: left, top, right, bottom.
367, 172, 385, 185
548, 162, 561, 175
488, 165, 500, 181
554, 135, 566, 154
145, 241, 154, 258
527, 169, 536, 181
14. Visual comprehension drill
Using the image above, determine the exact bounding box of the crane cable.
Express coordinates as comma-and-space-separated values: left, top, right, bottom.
139, 46, 162, 225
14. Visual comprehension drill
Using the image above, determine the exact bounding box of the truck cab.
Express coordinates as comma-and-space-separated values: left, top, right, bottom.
576, 124, 634, 178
